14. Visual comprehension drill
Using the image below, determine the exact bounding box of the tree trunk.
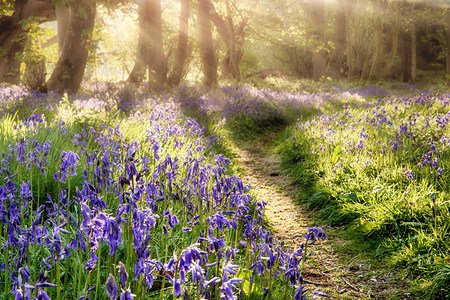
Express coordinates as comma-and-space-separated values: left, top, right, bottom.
204, 0, 251, 82
198, 0, 217, 87
400, 30, 411, 82
411, 20, 416, 83
310, 0, 327, 81
369, 18, 384, 80
55, 4, 70, 54
345, 0, 357, 80
168, 0, 190, 86
447, 7, 450, 86
147, 0, 167, 90
0, 18, 23, 84
46, 2, 96, 94
380, 5, 400, 78
127, 0, 151, 84
221, 20, 246, 81
0, 0, 55, 84
327, 0, 346, 79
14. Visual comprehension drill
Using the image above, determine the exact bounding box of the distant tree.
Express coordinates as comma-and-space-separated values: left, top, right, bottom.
0, 0, 55, 84
46, 1, 96, 93
198, 0, 218, 86
327, 0, 347, 79
127, 0, 166, 89
446, 5, 449, 86
147, 0, 166, 89
309, 0, 327, 81
203, 0, 257, 81
127, 0, 150, 84
168, 0, 191, 86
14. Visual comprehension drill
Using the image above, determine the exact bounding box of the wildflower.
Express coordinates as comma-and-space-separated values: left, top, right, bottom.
304, 227, 326, 244
105, 274, 118, 300
118, 262, 128, 289
404, 170, 416, 181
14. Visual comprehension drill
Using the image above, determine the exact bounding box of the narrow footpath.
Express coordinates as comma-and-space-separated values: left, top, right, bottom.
231, 132, 413, 300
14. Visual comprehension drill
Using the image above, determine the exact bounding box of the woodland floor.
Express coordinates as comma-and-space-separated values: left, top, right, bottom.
231, 131, 415, 300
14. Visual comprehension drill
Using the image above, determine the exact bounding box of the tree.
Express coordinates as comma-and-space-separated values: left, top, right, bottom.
147, 0, 166, 89
168, 0, 190, 86
0, 0, 55, 84
327, 0, 347, 79
446, 5, 449, 86
127, 0, 166, 89
368, 0, 400, 80
411, 8, 417, 83
198, 0, 218, 86
127, 0, 151, 84
55, 2, 70, 54
310, 0, 327, 81
203, 0, 256, 81
46, 1, 96, 93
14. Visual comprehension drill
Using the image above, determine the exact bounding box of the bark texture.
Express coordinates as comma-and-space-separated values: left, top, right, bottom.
168, 0, 190, 86
46, 2, 96, 94
198, 0, 217, 87
0, 0, 55, 84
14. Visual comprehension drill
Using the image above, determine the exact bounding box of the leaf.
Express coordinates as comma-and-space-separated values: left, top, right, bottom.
236, 269, 263, 297
331, 146, 343, 164
399, 222, 426, 227
340, 192, 362, 203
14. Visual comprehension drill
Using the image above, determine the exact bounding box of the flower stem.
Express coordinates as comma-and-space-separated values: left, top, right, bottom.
56, 254, 61, 300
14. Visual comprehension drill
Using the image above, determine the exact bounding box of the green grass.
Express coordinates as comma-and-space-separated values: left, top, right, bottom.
278, 88, 450, 297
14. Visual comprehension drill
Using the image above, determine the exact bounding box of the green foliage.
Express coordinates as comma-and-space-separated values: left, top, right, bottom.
0, 1, 13, 16
279, 87, 450, 296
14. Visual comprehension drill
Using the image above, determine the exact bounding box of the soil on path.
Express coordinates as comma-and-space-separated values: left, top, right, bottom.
231, 132, 413, 300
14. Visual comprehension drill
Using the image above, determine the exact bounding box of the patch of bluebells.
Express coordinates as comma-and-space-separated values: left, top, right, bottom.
285, 90, 450, 272
290, 91, 450, 182
0, 85, 327, 299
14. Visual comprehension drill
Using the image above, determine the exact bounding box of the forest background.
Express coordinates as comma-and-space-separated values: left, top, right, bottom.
1, 0, 449, 92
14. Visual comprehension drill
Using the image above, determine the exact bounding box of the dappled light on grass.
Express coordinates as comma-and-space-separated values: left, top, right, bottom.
282, 89, 450, 298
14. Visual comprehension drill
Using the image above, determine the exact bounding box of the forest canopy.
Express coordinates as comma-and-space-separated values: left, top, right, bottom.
0, 0, 449, 93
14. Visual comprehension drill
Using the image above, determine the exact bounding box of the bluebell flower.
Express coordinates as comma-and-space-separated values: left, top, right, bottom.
118, 262, 128, 289
304, 227, 326, 244
106, 274, 118, 300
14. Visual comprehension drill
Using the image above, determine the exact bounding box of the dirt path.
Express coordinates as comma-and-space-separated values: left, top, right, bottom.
232, 132, 413, 300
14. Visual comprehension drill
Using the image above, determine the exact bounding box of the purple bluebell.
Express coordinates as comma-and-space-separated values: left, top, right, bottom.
106, 274, 118, 300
